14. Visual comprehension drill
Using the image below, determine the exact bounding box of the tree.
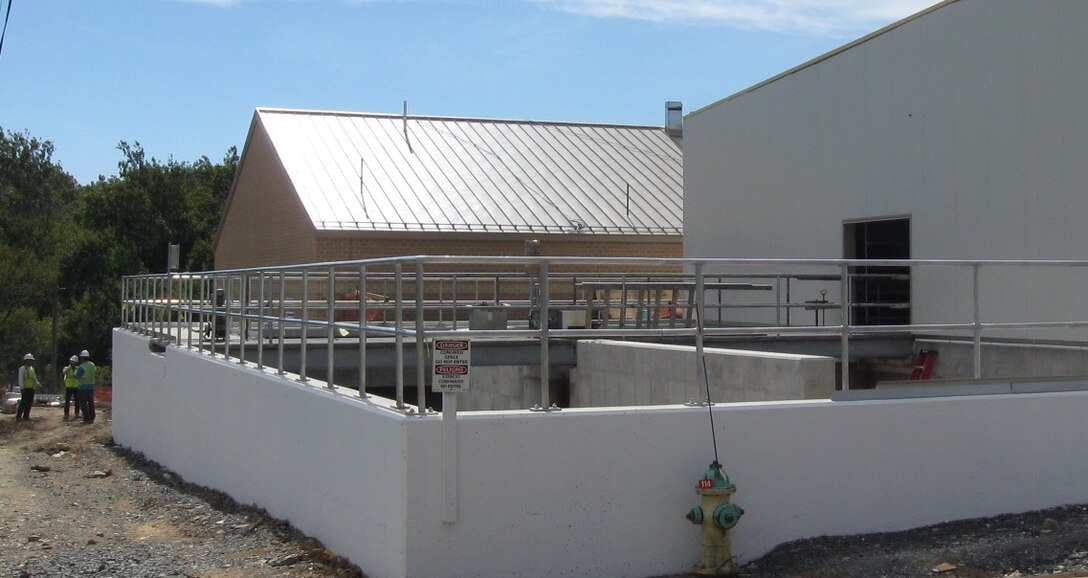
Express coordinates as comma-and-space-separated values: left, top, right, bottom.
0, 127, 78, 258
60, 142, 238, 364
0, 128, 76, 383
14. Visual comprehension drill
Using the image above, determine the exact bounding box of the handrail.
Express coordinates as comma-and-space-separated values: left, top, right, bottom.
122, 255, 1088, 413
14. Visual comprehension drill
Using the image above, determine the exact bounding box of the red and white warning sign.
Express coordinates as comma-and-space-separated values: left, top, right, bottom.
433, 339, 471, 392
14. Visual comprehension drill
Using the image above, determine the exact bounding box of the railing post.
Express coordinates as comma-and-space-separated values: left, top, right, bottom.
277, 271, 286, 376
973, 264, 982, 379
199, 276, 208, 351
452, 275, 459, 330
395, 263, 406, 409
695, 263, 705, 389
299, 269, 309, 382
416, 260, 427, 414
540, 261, 550, 409
138, 276, 143, 332
257, 273, 265, 369
166, 273, 173, 343
442, 391, 459, 524
327, 267, 336, 389
840, 264, 851, 391
224, 274, 234, 361
238, 274, 247, 365
775, 274, 782, 326
359, 264, 368, 398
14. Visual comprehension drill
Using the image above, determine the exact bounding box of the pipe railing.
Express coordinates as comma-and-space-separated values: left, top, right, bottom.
121, 256, 1088, 413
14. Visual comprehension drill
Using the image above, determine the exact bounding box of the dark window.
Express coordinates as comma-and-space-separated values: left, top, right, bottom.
844, 218, 910, 325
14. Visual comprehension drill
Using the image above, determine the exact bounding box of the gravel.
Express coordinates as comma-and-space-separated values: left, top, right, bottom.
0, 406, 363, 578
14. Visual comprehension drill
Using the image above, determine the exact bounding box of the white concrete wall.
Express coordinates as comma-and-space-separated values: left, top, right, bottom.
570, 340, 834, 405
112, 330, 411, 578
684, 0, 1088, 338
115, 329, 1088, 577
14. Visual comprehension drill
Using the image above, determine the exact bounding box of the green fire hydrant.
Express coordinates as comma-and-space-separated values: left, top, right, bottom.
686, 461, 744, 576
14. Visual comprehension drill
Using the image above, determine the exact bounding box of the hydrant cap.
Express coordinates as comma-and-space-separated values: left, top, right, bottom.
702, 462, 734, 489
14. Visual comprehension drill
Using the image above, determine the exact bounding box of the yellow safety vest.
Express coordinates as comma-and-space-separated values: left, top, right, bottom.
22, 366, 36, 389
64, 366, 80, 389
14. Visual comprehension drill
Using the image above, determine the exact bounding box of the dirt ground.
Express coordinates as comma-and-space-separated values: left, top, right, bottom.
0, 404, 361, 578
4, 403, 1088, 578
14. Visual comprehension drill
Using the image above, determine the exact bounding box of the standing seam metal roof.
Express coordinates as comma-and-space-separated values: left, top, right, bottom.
257, 108, 683, 235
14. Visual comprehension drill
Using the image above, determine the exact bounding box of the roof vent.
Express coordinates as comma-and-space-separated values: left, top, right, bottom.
665, 101, 683, 137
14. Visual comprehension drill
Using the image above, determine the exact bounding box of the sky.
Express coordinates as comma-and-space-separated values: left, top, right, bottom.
0, 0, 937, 185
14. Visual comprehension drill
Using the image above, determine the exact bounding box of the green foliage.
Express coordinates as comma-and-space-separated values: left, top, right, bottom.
61, 289, 119, 367
0, 128, 238, 371
0, 128, 78, 258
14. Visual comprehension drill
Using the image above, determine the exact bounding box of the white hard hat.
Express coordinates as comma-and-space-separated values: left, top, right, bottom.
23, 353, 34, 361
80, 350, 90, 358
70, 355, 79, 363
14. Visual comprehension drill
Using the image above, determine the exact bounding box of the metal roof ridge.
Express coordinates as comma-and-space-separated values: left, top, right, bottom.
255, 107, 665, 131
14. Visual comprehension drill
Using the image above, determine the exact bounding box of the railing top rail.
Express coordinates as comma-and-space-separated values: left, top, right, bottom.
122, 256, 1088, 280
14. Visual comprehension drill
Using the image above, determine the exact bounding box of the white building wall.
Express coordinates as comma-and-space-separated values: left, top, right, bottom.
114, 329, 1088, 577
685, 0, 1088, 336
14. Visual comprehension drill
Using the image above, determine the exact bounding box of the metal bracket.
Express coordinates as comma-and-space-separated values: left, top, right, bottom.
529, 403, 563, 412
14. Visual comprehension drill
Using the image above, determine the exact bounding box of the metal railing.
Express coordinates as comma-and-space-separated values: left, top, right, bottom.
121, 256, 1088, 413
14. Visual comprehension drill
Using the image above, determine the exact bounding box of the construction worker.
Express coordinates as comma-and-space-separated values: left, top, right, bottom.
74, 349, 97, 424
62, 354, 81, 419
15, 353, 41, 421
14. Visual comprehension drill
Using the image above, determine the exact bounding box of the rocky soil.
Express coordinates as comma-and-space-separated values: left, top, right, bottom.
5, 404, 1088, 578
737, 505, 1088, 578
0, 405, 362, 578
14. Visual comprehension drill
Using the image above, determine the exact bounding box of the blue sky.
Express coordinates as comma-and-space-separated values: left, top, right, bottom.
0, 0, 935, 184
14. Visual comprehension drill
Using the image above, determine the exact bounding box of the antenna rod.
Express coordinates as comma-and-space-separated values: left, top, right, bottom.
403, 100, 413, 153
359, 157, 367, 216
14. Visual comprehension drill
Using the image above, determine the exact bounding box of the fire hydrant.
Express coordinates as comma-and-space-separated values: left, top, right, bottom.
686, 461, 744, 575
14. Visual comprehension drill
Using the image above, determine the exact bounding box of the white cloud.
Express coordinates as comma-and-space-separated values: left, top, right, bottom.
526, 0, 942, 35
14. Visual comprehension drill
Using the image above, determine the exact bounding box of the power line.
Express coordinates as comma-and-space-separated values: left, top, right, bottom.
0, 0, 12, 60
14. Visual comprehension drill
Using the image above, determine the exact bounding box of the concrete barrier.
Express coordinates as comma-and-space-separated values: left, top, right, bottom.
113, 328, 1088, 578
570, 339, 835, 405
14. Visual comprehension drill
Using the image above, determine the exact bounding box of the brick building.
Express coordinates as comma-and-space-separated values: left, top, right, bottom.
213, 106, 684, 271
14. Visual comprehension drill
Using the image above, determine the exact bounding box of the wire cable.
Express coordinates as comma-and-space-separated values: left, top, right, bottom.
0, 0, 12, 60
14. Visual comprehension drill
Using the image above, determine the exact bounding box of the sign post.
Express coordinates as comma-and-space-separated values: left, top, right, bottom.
433, 339, 471, 392
433, 339, 470, 525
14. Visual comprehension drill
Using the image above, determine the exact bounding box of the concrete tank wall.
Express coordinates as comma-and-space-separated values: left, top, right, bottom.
570, 339, 835, 405
114, 328, 1088, 578
112, 330, 411, 578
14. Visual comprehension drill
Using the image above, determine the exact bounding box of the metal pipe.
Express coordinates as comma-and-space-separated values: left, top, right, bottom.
695, 263, 705, 388
238, 274, 247, 365
840, 264, 851, 391
187, 276, 194, 349
277, 271, 286, 376
199, 276, 208, 351
416, 260, 427, 414
327, 267, 336, 389
452, 275, 459, 330
540, 261, 550, 409
973, 264, 982, 379
395, 263, 406, 409
299, 269, 309, 382
359, 264, 368, 397
257, 273, 265, 369
224, 274, 233, 361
